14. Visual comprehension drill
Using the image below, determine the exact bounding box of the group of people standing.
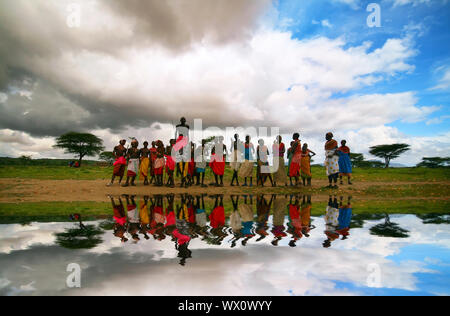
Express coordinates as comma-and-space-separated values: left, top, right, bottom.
107, 118, 353, 189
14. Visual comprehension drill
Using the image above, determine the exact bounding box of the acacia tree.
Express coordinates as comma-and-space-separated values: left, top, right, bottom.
369, 143, 410, 168
99, 151, 115, 165
350, 153, 364, 166
349, 153, 384, 168
416, 157, 450, 168
53, 132, 104, 166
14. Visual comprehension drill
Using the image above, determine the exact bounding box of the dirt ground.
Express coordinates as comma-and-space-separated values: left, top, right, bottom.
0, 178, 448, 203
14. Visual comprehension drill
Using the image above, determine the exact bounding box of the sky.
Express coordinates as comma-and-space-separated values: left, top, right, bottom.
0, 0, 449, 165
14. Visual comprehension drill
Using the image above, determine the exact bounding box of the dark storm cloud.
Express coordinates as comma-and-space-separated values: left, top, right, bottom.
0, 73, 248, 137
106, 0, 272, 50
0, 0, 272, 137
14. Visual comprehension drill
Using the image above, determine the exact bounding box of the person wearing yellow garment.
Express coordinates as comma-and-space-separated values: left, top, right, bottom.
300, 144, 316, 187
139, 142, 151, 185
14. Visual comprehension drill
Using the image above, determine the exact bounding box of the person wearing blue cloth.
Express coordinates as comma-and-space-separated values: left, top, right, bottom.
337, 140, 353, 185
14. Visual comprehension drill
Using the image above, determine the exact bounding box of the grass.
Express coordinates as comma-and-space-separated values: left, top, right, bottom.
0, 165, 112, 180
0, 164, 449, 182
361, 184, 450, 197
0, 201, 110, 217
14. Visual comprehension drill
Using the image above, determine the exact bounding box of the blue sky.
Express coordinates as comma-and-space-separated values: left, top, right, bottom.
332, 243, 450, 296
273, 0, 450, 137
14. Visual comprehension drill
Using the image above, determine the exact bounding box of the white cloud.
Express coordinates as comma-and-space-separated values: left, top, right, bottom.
390, 0, 431, 7
312, 19, 333, 28
0, 129, 60, 159
426, 115, 450, 125
430, 66, 450, 91
321, 19, 333, 28
332, 0, 361, 10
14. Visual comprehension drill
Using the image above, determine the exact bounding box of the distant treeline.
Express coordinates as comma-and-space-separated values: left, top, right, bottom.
0, 157, 99, 166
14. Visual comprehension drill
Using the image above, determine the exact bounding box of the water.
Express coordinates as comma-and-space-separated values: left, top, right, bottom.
0, 195, 449, 296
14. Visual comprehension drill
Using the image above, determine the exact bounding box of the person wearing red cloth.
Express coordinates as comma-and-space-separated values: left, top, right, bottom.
165, 139, 176, 188
273, 135, 288, 187
153, 140, 165, 187
107, 139, 127, 186
288, 133, 302, 186
209, 195, 227, 244
209, 137, 227, 187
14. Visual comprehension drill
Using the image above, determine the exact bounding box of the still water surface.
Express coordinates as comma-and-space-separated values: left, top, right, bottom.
0, 195, 449, 296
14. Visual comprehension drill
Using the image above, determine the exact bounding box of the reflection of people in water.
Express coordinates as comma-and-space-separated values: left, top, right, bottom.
139, 196, 150, 240
256, 195, 274, 242
239, 195, 255, 246
149, 195, 166, 240
337, 196, 352, 240
323, 195, 339, 248
164, 198, 192, 266
180, 194, 197, 239
164, 195, 176, 237
110, 195, 128, 242
288, 195, 315, 247
69, 213, 86, 230
124, 195, 140, 242
107, 194, 325, 263
186, 194, 196, 226
301, 195, 314, 237
272, 195, 288, 246
287, 195, 302, 247
229, 195, 243, 247
209, 195, 227, 244
177, 242, 192, 266
194, 194, 208, 239
176, 194, 191, 236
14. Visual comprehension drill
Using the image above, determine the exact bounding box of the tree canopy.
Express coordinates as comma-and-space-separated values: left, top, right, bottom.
99, 151, 115, 165
369, 143, 410, 168
54, 224, 103, 249
369, 214, 410, 238
416, 157, 450, 168
350, 153, 384, 168
53, 132, 104, 166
